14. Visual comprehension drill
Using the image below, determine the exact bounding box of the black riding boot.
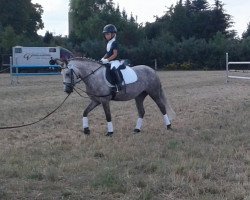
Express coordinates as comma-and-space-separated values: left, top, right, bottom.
113, 69, 123, 92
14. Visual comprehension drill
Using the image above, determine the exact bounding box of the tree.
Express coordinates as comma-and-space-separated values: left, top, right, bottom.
0, 0, 44, 37
242, 23, 250, 38
69, 0, 108, 40
43, 31, 54, 44
168, 0, 192, 40
191, 0, 209, 12
0, 26, 20, 53
148, 0, 233, 41
209, 0, 233, 37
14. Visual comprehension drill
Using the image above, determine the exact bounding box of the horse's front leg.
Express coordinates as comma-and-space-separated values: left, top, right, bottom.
101, 101, 113, 137
82, 100, 100, 134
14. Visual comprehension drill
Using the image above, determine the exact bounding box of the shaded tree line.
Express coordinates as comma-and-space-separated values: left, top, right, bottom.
1, 0, 250, 70
68, 0, 250, 70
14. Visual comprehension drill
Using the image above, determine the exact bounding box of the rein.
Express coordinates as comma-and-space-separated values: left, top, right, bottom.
0, 94, 70, 130
81, 65, 103, 81
64, 65, 103, 86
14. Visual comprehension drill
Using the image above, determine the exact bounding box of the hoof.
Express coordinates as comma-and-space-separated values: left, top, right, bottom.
83, 127, 90, 135
167, 124, 172, 130
133, 128, 141, 134
105, 132, 113, 137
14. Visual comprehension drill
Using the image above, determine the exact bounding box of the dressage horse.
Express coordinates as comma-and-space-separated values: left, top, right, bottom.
56, 58, 175, 136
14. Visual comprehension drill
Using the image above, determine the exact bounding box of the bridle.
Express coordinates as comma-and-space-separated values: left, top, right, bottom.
63, 68, 79, 90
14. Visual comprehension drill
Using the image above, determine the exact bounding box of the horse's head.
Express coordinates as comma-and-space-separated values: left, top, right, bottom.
51, 57, 102, 94
51, 58, 79, 94
61, 67, 76, 94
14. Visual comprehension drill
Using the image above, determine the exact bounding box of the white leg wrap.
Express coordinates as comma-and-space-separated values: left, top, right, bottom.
135, 118, 143, 130
164, 114, 171, 126
82, 117, 89, 128
107, 122, 113, 133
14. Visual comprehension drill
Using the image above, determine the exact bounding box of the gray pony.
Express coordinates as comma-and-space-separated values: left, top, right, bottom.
57, 58, 175, 136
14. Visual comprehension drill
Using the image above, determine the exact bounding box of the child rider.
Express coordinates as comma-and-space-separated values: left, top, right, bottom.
101, 24, 123, 92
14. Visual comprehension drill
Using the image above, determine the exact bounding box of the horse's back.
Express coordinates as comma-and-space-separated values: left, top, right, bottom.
133, 65, 154, 71
132, 65, 160, 81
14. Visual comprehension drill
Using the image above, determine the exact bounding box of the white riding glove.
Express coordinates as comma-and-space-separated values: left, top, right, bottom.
101, 58, 109, 64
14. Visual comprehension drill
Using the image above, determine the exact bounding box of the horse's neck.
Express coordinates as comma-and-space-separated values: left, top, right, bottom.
74, 60, 102, 80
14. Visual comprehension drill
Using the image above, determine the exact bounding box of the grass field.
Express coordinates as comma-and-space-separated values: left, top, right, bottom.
0, 71, 249, 199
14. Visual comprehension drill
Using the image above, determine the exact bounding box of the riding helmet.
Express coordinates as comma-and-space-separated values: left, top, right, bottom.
102, 24, 117, 34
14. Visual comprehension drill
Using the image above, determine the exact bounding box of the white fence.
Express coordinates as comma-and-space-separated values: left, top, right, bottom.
226, 53, 250, 82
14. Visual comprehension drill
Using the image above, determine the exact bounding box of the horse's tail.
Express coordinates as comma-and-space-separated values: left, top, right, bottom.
160, 86, 176, 121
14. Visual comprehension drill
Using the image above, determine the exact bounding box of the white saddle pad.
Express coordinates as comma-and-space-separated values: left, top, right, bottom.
121, 66, 138, 84
109, 60, 138, 84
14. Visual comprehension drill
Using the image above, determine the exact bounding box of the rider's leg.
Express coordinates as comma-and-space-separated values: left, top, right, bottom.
113, 68, 123, 91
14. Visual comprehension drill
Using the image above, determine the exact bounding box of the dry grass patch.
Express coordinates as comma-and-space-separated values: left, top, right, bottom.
0, 71, 249, 199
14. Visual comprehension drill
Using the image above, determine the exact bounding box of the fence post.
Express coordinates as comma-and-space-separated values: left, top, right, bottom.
226, 53, 229, 83
154, 59, 157, 70
10, 56, 14, 85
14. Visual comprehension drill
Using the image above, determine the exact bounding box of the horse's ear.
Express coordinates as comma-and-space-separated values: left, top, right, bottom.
62, 59, 68, 69
54, 58, 68, 69
62, 59, 68, 66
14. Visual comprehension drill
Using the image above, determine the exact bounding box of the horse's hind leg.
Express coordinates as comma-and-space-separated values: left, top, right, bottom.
82, 100, 100, 134
134, 91, 148, 133
149, 91, 172, 129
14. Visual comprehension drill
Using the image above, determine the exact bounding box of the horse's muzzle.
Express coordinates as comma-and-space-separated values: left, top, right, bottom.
63, 82, 74, 94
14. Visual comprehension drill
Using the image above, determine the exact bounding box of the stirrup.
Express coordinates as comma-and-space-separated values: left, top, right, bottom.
115, 85, 120, 93
115, 84, 122, 92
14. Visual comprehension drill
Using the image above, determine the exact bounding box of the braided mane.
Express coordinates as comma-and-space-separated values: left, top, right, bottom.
69, 57, 100, 64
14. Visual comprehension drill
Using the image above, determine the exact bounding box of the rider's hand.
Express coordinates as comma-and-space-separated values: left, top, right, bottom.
101, 58, 109, 64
